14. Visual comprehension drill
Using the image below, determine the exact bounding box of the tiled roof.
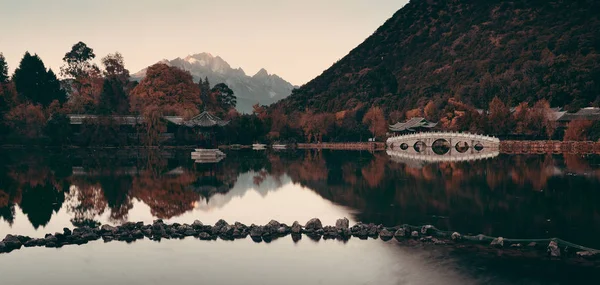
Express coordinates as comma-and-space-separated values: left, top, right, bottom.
181, 111, 229, 127
557, 107, 600, 121
389, 117, 437, 132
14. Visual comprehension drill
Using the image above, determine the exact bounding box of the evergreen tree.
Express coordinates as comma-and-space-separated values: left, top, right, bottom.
212, 83, 236, 110
199, 76, 211, 103
98, 78, 129, 114
0, 53, 8, 83
12, 52, 66, 106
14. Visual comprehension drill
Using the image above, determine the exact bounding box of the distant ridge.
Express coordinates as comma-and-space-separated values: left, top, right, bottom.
132, 53, 297, 113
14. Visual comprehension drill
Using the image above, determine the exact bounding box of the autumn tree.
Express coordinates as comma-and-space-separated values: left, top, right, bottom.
101, 52, 129, 82
564, 120, 594, 141
12, 52, 66, 106
362, 106, 387, 139
4, 103, 47, 139
61, 42, 102, 112
487, 96, 512, 135
129, 64, 201, 145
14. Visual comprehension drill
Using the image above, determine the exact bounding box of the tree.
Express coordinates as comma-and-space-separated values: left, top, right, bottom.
98, 78, 129, 114
362, 106, 387, 138
130, 63, 201, 117
564, 120, 594, 141
101, 52, 130, 83
4, 103, 47, 139
12, 52, 66, 106
212, 83, 236, 110
199, 77, 210, 103
0, 53, 8, 84
61, 41, 98, 79
61, 42, 102, 113
487, 96, 512, 135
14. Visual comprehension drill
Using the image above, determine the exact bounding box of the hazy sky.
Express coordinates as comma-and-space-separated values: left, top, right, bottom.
0, 0, 408, 85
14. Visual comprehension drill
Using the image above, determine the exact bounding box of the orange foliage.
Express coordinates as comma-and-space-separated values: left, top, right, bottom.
564, 120, 594, 141
130, 63, 201, 117
405, 108, 423, 119
362, 106, 387, 138
4, 103, 47, 138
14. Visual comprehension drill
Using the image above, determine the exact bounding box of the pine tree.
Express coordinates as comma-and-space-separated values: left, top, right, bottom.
0, 53, 9, 83
98, 78, 128, 114
12, 52, 66, 106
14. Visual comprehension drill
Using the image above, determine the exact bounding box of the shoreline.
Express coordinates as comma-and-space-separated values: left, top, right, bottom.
2, 219, 599, 267
1, 141, 600, 154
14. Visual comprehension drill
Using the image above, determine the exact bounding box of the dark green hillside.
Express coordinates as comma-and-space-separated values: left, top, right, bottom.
277, 0, 600, 113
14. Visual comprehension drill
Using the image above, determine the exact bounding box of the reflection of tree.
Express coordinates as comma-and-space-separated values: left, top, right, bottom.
0, 151, 69, 227
66, 182, 107, 226
131, 171, 199, 219
284, 151, 600, 248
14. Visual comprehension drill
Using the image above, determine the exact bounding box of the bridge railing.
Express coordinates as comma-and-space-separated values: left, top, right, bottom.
387, 131, 500, 144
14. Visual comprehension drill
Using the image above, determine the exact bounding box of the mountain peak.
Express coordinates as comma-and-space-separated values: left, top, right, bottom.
132, 53, 295, 114
254, 68, 269, 78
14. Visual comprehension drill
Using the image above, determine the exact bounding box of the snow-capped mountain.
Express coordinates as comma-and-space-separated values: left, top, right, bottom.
132, 53, 296, 113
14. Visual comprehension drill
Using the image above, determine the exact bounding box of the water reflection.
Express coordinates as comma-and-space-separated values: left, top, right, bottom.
1, 149, 600, 249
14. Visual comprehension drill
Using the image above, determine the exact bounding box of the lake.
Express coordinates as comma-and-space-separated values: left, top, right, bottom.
1, 149, 599, 284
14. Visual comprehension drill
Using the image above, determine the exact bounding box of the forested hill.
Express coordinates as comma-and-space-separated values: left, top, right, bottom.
276, 0, 600, 114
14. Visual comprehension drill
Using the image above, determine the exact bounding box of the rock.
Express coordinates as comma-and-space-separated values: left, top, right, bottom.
421, 225, 434, 235
367, 224, 380, 237
527, 242, 537, 247
214, 219, 229, 230
291, 233, 302, 243
411, 231, 419, 238
2, 235, 22, 250
101, 225, 117, 233
305, 218, 322, 231
277, 227, 287, 235
490, 237, 504, 248
0, 242, 6, 252
192, 220, 203, 229
45, 235, 58, 243
267, 220, 281, 229
394, 228, 407, 240
548, 241, 561, 257
24, 239, 39, 247
102, 236, 114, 242
451, 232, 462, 241
291, 221, 302, 234
433, 238, 446, 245
510, 243, 522, 248
379, 229, 394, 241
335, 218, 349, 229
576, 251, 600, 259
198, 232, 211, 240
63, 228, 72, 236
82, 232, 99, 241
132, 230, 144, 239
250, 226, 263, 238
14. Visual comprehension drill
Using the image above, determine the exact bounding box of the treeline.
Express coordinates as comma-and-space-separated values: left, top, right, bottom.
0, 42, 237, 145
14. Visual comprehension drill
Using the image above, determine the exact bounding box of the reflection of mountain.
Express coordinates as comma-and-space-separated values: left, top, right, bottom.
193, 171, 288, 211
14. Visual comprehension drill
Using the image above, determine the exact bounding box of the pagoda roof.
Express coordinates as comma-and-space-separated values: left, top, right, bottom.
389, 117, 437, 132
181, 111, 229, 127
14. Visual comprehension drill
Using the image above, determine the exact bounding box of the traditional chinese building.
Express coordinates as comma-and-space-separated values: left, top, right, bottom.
389, 117, 437, 134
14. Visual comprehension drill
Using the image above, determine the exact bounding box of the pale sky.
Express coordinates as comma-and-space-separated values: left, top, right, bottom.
0, 0, 408, 85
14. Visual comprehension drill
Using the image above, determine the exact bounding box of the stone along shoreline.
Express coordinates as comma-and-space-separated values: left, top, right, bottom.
1, 218, 599, 267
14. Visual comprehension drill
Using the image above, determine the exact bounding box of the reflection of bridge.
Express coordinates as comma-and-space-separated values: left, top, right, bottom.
386, 149, 499, 164
386, 131, 500, 163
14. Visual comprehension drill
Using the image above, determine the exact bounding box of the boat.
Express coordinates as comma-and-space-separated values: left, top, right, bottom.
272, 144, 287, 150
191, 149, 226, 163
252, 143, 267, 150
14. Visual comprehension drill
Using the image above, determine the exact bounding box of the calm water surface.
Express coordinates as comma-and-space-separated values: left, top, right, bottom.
1, 149, 599, 284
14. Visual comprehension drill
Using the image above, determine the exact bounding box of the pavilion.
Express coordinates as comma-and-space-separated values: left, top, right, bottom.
389, 117, 437, 134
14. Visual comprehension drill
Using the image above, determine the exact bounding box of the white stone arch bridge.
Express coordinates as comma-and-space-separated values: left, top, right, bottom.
386, 132, 500, 160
